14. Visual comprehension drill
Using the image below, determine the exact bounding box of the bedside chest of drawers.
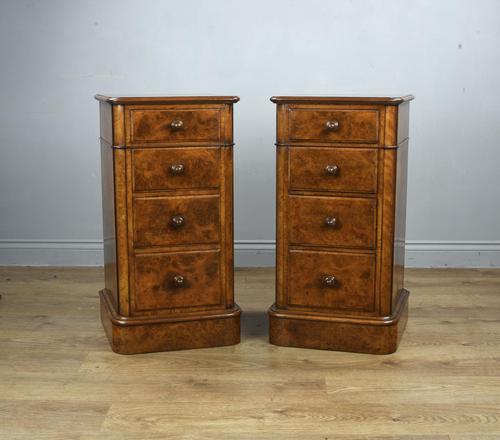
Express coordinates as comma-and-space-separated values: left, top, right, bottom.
269, 96, 413, 354
96, 95, 240, 354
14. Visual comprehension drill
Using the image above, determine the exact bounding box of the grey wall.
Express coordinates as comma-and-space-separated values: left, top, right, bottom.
1, 0, 499, 267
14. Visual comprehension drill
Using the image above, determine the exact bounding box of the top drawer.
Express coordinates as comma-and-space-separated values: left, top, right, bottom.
287, 108, 379, 144
127, 107, 222, 144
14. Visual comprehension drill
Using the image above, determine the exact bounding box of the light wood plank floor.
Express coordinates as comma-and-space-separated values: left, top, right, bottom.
0, 267, 499, 440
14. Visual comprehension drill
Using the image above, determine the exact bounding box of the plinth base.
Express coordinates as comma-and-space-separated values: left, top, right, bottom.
268, 289, 409, 355
100, 289, 241, 355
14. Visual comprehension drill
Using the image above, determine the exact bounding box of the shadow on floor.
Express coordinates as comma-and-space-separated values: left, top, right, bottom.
240, 310, 268, 339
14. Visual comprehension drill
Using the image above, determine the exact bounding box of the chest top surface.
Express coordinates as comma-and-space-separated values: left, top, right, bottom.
270, 95, 414, 105
95, 95, 240, 105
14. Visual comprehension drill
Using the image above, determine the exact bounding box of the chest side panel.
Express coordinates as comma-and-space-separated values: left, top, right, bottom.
100, 101, 118, 309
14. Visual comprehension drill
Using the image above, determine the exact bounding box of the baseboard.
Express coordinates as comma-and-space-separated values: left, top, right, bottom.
0, 239, 499, 268
233, 240, 276, 267
405, 240, 500, 268
0, 239, 103, 266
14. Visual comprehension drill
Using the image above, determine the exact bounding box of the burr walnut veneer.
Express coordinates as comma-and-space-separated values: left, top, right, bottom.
96, 95, 240, 354
269, 96, 413, 354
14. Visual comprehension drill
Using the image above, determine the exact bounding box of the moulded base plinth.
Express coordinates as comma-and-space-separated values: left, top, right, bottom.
99, 289, 241, 355
268, 289, 409, 355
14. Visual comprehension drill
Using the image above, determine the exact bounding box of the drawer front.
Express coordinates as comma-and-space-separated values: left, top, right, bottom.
288, 195, 376, 248
289, 147, 378, 193
134, 250, 221, 312
133, 195, 220, 247
132, 148, 220, 192
129, 108, 221, 143
288, 108, 379, 143
288, 250, 376, 313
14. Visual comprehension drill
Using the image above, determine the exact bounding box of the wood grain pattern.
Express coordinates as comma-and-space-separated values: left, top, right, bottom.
96, 96, 239, 353
275, 145, 288, 309
220, 145, 234, 308
100, 290, 240, 355
288, 107, 379, 143
111, 104, 130, 316
289, 146, 378, 193
288, 195, 377, 249
1, 267, 499, 438
133, 250, 222, 313
269, 289, 408, 354
270, 96, 412, 354
379, 104, 399, 316
287, 249, 376, 313
132, 147, 220, 191
132, 195, 220, 247
128, 107, 221, 144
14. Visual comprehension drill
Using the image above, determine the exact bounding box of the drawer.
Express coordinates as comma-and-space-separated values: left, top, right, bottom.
128, 107, 221, 144
133, 195, 220, 247
288, 195, 376, 248
133, 250, 221, 312
289, 147, 378, 193
288, 249, 376, 313
132, 148, 220, 191
288, 108, 379, 143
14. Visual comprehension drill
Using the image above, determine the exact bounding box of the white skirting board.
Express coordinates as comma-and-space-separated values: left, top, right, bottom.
0, 239, 499, 268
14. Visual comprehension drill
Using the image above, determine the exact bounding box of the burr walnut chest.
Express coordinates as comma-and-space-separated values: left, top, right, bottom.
96, 95, 240, 354
269, 95, 413, 354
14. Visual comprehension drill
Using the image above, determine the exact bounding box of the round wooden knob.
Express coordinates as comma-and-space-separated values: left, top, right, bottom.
325, 120, 340, 131
170, 215, 185, 228
173, 274, 185, 287
325, 217, 337, 228
170, 120, 184, 130
170, 164, 185, 175
325, 164, 339, 176
323, 275, 336, 287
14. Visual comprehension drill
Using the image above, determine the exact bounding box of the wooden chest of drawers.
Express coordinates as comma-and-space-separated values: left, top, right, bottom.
268, 96, 413, 354
96, 95, 240, 354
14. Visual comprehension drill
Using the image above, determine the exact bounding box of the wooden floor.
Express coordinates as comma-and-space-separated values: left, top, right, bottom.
0, 268, 499, 440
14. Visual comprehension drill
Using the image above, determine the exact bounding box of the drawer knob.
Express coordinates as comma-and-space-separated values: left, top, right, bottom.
170, 120, 184, 130
325, 216, 337, 228
325, 120, 340, 131
170, 164, 185, 175
170, 215, 185, 228
325, 164, 340, 176
172, 274, 185, 288
323, 275, 337, 287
